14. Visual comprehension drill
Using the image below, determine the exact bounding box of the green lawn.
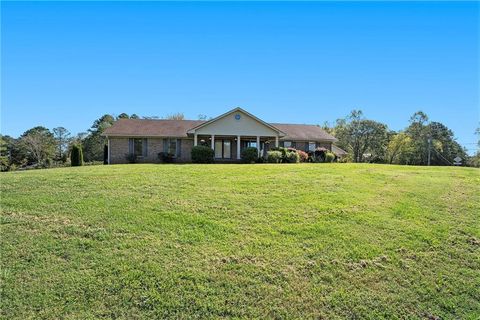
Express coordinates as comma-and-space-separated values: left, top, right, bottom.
1, 164, 479, 319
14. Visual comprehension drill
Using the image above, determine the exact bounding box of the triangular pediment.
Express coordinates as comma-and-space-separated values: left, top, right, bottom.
187, 107, 285, 137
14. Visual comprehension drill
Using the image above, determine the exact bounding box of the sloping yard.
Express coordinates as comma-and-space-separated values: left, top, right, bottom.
1, 164, 479, 319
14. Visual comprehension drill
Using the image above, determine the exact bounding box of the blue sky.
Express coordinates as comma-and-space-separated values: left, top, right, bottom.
1, 1, 479, 153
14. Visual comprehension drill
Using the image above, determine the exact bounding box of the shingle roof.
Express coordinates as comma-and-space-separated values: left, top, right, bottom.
332, 145, 348, 156
103, 119, 206, 138
103, 119, 337, 141
271, 123, 337, 141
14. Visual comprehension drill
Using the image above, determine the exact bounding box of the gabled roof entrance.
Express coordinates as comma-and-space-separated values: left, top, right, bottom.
187, 107, 285, 137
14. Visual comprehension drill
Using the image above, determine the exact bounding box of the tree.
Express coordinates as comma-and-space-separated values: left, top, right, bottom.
117, 113, 130, 119
405, 111, 430, 165
53, 127, 71, 162
90, 114, 115, 133
82, 114, 115, 162
0, 135, 9, 171
467, 152, 480, 167
404, 112, 467, 166
0, 135, 25, 169
476, 126, 480, 148
164, 113, 185, 120
409, 111, 429, 126
467, 126, 480, 167
117, 113, 140, 120
71, 145, 84, 166
198, 114, 207, 121
71, 132, 88, 146
387, 132, 414, 164
19, 126, 56, 167
427, 121, 467, 165
334, 110, 389, 163
320, 121, 334, 134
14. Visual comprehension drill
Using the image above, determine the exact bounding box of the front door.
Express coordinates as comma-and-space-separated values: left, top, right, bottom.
214, 139, 232, 159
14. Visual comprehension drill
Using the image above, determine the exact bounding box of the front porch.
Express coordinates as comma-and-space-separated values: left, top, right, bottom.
186, 108, 286, 161
193, 134, 279, 160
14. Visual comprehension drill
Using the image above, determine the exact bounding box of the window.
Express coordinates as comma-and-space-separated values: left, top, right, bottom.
215, 139, 232, 159
215, 140, 223, 158
163, 138, 179, 157
308, 142, 316, 152
169, 139, 177, 155
129, 138, 147, 157
284, 141, 292, 148
223, 140, 231, 159
133, 139, 143, 156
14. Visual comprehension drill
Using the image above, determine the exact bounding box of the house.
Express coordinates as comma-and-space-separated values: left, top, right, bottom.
102, 107, 337, 164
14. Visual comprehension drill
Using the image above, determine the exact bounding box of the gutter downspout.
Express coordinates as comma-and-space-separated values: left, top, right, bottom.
107, 137, 111, 165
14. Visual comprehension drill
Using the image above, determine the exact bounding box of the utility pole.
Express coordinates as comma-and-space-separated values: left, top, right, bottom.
427, 137, 432, 166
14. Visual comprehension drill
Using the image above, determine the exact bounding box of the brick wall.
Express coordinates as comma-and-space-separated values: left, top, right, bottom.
179, 139, 193, 162
144, 138, 164, 163
295, 141, 308, 152
109, 138, 129, 164
317, 142, 332, 151
108, 137, 194, 164
108, 137, 332, 164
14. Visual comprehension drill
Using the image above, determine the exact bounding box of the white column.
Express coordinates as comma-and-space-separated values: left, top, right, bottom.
256, 136, 261, 157
211, 135, 215, 150
194, 133, 198, 146
107, 138, 110, 165
275, 135, 279, 148
237, 135, 241, 160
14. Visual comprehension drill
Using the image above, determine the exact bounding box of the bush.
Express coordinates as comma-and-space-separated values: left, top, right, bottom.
297, 150, 308, 162
255, 157, 266, 163
241, 147, 258, 163
314, 147, 328, 163
284, 150, 300, 163
269, 147, 302, 163
125, 153, 136, 163
71, 145, 84, 166
267, 151, 282, 163
103, 145, 108, 165
270, 147, 287, 159
307, 151, 315, 162
191, 146, 214, 163
325, 152, 335, 163
158, 152, 174, 163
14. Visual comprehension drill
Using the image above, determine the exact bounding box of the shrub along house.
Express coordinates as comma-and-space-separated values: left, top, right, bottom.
102, 107, 337, 164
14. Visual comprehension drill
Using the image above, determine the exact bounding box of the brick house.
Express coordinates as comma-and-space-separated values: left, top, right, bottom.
102, 107, 338, 164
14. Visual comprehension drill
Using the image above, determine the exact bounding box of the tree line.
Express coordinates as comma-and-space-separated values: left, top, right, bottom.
1, 113, 131, 171
1, 110, 479, 171
323, 110, 478, 166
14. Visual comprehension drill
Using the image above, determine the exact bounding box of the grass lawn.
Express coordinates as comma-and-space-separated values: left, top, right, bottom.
1, 163, 479, 319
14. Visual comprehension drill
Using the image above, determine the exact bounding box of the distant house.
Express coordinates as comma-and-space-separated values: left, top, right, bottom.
103, 107, 337, 164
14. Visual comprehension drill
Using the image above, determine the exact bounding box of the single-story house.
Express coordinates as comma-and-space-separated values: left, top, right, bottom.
102, 107, 338, 164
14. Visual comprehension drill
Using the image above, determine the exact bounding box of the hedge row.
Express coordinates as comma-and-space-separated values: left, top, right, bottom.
266, 147, 336, 163
188, 146, 337, 164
